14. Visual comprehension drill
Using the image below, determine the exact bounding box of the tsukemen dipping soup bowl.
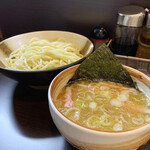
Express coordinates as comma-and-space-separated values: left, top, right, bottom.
0, 31, 94, 87
48, 64, 150, 150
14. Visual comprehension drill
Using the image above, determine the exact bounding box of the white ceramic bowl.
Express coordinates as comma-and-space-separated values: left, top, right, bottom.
48, 65, 150, 150
0, 31, 94, 86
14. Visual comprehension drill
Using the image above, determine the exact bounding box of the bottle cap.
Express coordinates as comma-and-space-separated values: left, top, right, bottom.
90, 26, 109, 41
117, 5, 145, 27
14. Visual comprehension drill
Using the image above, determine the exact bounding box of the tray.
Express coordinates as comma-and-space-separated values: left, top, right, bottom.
116, 55, 150, 77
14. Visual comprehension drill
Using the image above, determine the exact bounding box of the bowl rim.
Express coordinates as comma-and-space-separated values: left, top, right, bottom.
0, 30, 94, 72
48, 64, 150, 135
0, 57, 85, 73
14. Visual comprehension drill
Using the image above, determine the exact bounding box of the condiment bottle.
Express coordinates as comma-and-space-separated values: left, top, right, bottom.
90, 26, 109, 49
0, 28, 3, 42
110, 5, 145, 56
136, 11, 150, 59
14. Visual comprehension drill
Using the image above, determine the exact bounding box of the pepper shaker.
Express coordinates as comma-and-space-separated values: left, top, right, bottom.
90, 26, 109, 49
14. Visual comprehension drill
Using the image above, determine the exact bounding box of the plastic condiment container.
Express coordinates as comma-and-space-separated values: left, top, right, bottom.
136, 11, 150, 59
110, 5, 145, 56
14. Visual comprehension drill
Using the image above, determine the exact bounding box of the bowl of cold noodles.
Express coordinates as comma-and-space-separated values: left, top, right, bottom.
0, 30, 94, 86
48, 44, 150, 150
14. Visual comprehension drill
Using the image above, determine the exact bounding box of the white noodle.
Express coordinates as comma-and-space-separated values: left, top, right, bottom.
6, 38, 83, 70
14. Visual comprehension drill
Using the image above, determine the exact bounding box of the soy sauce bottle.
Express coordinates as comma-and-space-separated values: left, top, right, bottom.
110, 5, 145, 56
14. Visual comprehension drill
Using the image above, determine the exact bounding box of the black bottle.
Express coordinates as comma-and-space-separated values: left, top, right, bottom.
90, 26, 109, 49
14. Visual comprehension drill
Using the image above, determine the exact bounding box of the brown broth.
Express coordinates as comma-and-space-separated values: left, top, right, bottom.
54, 80, 150, 131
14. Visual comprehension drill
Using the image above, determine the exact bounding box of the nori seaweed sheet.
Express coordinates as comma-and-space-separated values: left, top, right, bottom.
68, 43, 136, 88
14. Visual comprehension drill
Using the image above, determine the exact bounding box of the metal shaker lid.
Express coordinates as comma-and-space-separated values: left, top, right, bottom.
117, 5, 145, 27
